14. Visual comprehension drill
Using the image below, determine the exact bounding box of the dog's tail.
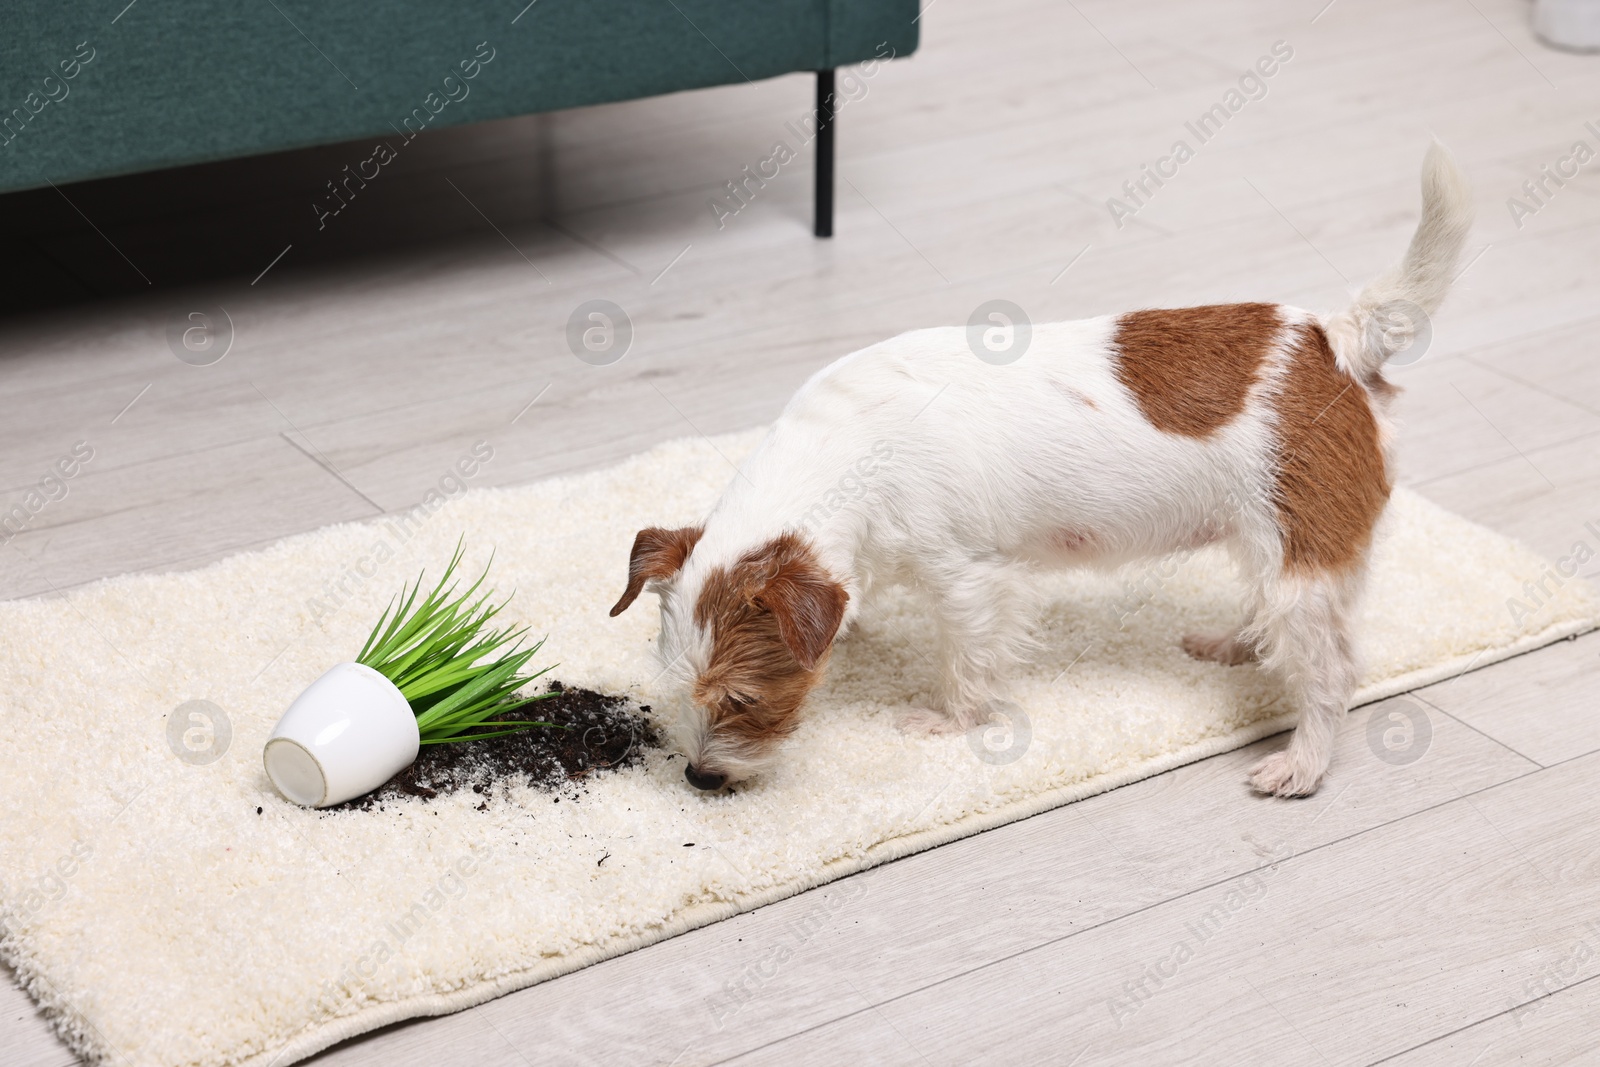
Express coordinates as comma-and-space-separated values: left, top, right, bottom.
1325, 141, 1475, 381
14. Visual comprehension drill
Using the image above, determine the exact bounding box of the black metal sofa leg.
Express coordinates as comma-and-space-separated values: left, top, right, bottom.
814, 69, 835, 238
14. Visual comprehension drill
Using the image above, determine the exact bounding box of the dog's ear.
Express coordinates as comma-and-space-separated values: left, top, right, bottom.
610, 526, 704, 616
752, 554, 848, 671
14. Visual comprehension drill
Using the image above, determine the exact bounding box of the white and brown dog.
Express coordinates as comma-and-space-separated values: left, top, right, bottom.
611, 144, 1474, 797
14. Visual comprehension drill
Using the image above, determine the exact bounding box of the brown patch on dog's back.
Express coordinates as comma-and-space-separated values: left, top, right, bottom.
692, 533, 846, 750
1271, 323, 1390, 573
1112, 303, 1282, 437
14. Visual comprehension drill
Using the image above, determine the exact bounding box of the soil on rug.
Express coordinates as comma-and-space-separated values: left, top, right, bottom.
332, 682, 660, 811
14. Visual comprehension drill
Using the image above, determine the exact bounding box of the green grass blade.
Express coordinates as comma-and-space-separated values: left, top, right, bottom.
414, 656, 525, 732
352, 542, 558, 747
417, 720, 562, 744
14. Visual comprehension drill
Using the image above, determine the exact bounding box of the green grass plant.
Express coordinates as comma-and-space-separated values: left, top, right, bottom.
356, 542, 559, 744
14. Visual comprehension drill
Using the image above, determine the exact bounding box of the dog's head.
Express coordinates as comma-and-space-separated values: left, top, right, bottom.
610, 527, 847, 791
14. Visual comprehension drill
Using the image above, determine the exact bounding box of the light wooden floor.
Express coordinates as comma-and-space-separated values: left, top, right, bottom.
5, 0, 1600, 1063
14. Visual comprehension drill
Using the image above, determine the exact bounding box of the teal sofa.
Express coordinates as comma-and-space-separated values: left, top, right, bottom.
0, 1, 919, 235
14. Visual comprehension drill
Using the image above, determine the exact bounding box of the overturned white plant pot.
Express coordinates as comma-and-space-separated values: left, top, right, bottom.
264, 662, 420, 808
263, 544, 556, 808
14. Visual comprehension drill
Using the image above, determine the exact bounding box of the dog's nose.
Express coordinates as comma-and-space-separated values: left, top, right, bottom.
685, 764, 727, 791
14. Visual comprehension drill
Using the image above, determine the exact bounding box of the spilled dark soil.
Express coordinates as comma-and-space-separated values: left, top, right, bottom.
334, 682, 659, 811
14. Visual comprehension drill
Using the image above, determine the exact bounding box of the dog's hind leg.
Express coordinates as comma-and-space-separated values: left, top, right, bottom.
1183, 539, 1263, 665
1182, 622, 1258, 665
1242, 565, 1365, 797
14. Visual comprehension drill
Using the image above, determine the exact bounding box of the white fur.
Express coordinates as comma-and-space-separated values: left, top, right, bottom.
1325, 140, 1476, 380
651, 145, 1474, 796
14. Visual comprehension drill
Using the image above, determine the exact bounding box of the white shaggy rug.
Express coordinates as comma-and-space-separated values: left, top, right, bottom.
1, 430, 1595, 1067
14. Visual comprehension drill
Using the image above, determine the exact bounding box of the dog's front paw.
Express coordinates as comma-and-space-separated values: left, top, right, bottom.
1183, 632, 1256, 666
896, 706, 966, 736
1248, 750, 1324, 798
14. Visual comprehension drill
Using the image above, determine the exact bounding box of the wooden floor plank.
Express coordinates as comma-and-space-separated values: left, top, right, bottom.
1409, 431, 1600, 563
1418, 632, 1600, 769
1380, 965, 1600, 1066
0, 963, 76, 1067
0, 436, 381, 600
